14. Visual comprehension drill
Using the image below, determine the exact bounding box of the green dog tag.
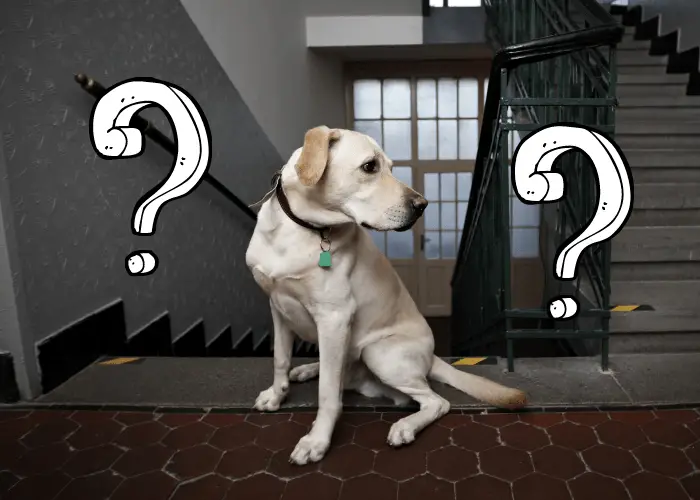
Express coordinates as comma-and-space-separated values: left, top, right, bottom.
318, 251, 332, 268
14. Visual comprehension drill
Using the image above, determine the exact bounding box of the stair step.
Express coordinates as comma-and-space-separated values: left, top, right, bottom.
624, 27, 636, 35
618, 65, 669, 75
617, 73, 688, 85
631, 168, 700, 183
610, 310, 700, 354
612, 261, 700, 280
617, 134, 700, 149
628, 209, 700, 226
618, 53, 667, 66
611, 280, 700, 310
618, 40, 652, 51
617, 107, 700, 120
616, 121, 700, 135
633, 183, 700, 209
612, 226, 700, 262
619, 96, 700, 108
617, 84, 687, 97
623, 149, 700, 167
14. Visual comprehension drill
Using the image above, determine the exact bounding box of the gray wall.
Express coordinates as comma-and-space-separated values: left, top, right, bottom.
423, 7, 488, 44
630, 0, 700, 52
0, 0, 283, 396
181, 0, 347, 160
304, 0, 422, 16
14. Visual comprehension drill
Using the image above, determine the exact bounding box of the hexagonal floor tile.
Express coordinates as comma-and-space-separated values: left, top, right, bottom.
4, 472, 71, 500
55, 470, 123, 500
566, 412, 609, 427
642, 419, 696, 448
456, 474, 511, 500
596, 420, 648, 450
67, 420, 124, 450
256, 421, 308, 452
519, 413, 564, 428
500, 422, 550, 451
225, 473, 286, 500
339, 473, 397, 500
569, 472, 629, 500
399, 474, 454, 500
282, 473, 341, 500
62, 444, 124, 477
320, 444, 375, 479
111, 471, 177, 500
218, 444, 272, 479
626, 471, 690, 500
479, 446, 534, 482
548, 422, 598, 451
582, 445, 640, 479
634, 443, 693, 478
532, 445, 585, 480
162, 422, 214, 449
209, 422, 260, 450
452, 422, 500, 452
354, 421, 392, 451
21, 418, 78, 449
427, 446, 478, 481
167, 444, 223, 479
375, 447, 427, 481
170, 474, 232, 500
114, 421, 169, 448
512, 473, 569, 500
112, 444, 174, 477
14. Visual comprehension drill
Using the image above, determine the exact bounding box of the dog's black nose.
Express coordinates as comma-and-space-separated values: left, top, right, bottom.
411, 196, 429, 215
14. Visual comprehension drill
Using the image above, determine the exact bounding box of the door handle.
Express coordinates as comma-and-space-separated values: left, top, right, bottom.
420, 234, 431, 251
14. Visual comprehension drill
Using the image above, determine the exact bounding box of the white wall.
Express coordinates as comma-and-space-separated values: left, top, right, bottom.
629, 0, 700, 52
306, 16, 424, 47
304, 0, 422, 16
180, 0, 346, 159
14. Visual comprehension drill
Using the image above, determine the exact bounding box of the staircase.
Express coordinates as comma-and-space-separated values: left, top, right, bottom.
609, 19, 700, 353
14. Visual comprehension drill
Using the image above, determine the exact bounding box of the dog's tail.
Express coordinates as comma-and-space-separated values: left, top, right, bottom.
429, 356, 527, 409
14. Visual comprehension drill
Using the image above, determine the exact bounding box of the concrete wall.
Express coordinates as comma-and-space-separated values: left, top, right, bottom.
181, 0, 346, 160
304, 0, 422, 16
0, 0, 284, 397
629, 0, 700, 52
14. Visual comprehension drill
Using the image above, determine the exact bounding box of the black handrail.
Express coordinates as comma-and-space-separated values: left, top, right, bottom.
451, 7, 623, 284
74, 73, 258, 221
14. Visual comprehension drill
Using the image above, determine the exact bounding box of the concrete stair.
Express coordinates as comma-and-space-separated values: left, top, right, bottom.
610, 19, 700, 354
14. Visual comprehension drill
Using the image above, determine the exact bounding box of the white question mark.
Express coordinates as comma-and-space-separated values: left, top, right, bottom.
89, 77, 211, 276
511, 123, 633, 320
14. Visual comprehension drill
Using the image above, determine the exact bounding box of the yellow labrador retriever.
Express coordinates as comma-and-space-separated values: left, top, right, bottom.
246, 126, 526, 465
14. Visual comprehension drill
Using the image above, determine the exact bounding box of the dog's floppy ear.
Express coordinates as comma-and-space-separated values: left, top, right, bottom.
295, 126, 340, 186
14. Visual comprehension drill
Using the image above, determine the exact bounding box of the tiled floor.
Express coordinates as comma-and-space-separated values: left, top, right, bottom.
1, 408, 700, 499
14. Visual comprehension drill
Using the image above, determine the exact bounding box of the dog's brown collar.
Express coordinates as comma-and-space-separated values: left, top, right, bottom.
272, 172, 330, 237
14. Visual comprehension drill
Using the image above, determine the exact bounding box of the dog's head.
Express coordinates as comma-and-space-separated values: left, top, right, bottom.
288, 126, 428, 232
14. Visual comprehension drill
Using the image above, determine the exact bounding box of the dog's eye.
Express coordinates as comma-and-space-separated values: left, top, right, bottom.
360, 160, 378, 174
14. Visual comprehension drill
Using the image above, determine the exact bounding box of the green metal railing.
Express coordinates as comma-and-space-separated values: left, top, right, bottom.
451, 0, 624, 371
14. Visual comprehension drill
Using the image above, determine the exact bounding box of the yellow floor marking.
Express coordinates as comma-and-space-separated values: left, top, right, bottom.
452, 357, 487, 366
99, 357, 141, 365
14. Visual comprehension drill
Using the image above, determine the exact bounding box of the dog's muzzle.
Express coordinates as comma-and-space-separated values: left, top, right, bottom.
395, 196, 428, 232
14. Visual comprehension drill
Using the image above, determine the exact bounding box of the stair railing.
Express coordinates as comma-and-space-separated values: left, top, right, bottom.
451, 0, 623, 371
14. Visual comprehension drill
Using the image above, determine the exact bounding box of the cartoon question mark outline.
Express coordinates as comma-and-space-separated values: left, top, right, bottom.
511, 123, 634, 320
89, 77, 212, 276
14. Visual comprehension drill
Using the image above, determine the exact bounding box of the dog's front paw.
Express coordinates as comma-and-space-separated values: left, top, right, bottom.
386, 420, 416, 447
289, 434, 330, 465
253, 386, 286, 412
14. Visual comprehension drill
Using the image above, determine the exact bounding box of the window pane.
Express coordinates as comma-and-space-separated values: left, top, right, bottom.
438, 78, 458, 118
458, 202, 468, 226
383, 120, 411, 160
392, 166, 412, 187
448, 0, 481, 5
457, 172, 472, 200
511, 228, 539, 258
459, 119, 479, 160
354, 120, 382, 147
438, 120, 458, 160
369, 230, 385, 253
353, 80, 381, 119
440, 173, 456, 201
387, 230, 413, 259
418, 119, 437, 160
429, 0, 444, 5
511, 197, 541, 227
383, 79, 411, 119
417, 79, 437, 118
458, 78, 478, 118
441, 202, 456, 230
424, 173, 439, 201
424, 203, 440, 230
425, 231, 440, 259
441, 231, 456, 258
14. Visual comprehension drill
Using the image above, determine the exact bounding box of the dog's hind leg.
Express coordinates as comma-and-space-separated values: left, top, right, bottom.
254, 300, 294, 412
290, 362, 319, 383
362, 337, 450, 446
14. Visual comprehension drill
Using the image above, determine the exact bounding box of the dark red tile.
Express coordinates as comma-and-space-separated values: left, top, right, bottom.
209, 422, 260, 450
436, 413, 471, 429
473, 413, 519, 427
513, 473, 569, 500
291, 413, 316, 426
331, 422, 355, 446
69, 411, 117, 424
320, 444, 374, 479
339, 473, 397, 500
566, 412, 609, 427
25, 410, 73, 424
456, 474, 511, 500
339, 413, 381, 427
5, 472, 71, 500
610, 411, 656, 425
642, 419, 697, 448
245, 413, 291, 427
20, 418, 78, 448
162, 422, 214, 449
0, 410, 30, 422
409, 424, 451, 453
202, 413, 245, 428
687, 442, 700, 469
500, 422, 550, 451
480, 445, 534, 481
0, 471, 18, 496
375, 447, 427, 481
596, 420, 648, 450
0, 440, 25, 471
114, 421, 168, 448
218, 444, 271, 479
452, 421, 500, 451
354, 421, 392, 451
112, 444, 174, 477
688, 419, 700, 440
225, 473, 285, 500
682, 473, 700, 500
55, 470, 122, 500
569, 472, 629, 500
67, 419, 123, 450
381, 412, 412, 424
111, 471, 177, 500
654, 410, 699, 424
283, 473, 341, 500
13, 441, 73, 476
532, 445, 586, 480
62, 444, 124, 477
267, 447, 320, 479
626, 471, 689, 500
257, 421, 308, 451
157, 413, 203, 427
167, 444, 223, 479
519, 413, 564, 428
114, 411, 155, 426
582, 444, 640, 479
399, 474, 454, 500
548, 422, 598, 450
0, 416, 36, 444
171, 474, 231, 500
427, 445, 477, 481
634, 443, 693, 478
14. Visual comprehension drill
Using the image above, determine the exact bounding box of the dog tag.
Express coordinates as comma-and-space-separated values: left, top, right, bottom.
318, 250, 332, 268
